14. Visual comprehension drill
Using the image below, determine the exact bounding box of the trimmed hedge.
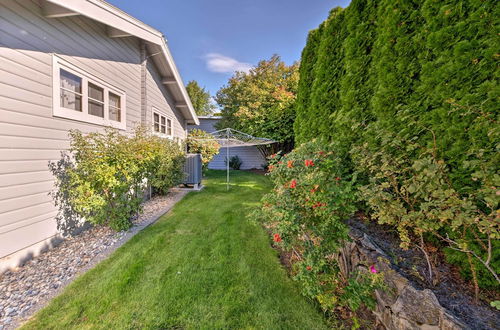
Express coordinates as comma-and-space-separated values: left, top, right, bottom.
295, 0, 499, 289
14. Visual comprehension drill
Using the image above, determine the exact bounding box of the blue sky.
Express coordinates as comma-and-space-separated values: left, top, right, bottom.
108, 0, 350, 96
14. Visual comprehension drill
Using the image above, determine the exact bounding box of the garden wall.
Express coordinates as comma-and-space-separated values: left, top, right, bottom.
341, 228, 467, 330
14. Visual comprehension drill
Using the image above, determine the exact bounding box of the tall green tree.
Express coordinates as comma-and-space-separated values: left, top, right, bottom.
186, 80, 217, 116
215, 55, 299, 154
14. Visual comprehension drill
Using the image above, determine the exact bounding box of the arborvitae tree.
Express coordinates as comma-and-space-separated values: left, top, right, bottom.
367, 0, 423, 144
294, 24, 324, 145
308, 8, 347, 142
293, 0, 499, 289
418, 0, 499, 189
336, 0, 378, 157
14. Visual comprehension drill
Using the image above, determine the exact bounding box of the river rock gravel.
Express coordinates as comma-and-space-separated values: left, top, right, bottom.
0, 189, 189, 329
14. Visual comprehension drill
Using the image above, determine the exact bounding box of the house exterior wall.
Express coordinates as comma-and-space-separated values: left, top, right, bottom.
188, 118, 266, 170
0, 0, 188, 271
146, 61, 187, 139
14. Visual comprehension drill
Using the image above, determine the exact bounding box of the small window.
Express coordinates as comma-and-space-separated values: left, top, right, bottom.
88, 82, 104, 118
60, 69, 82, 111
152, 111, 172, 137
109, 92, 121, 122
167, 118, 172, 136
153, 113, 160, 132
160, 116, 166, 133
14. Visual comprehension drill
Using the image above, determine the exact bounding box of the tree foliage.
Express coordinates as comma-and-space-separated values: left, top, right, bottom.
215, 55, 299, 153
187, 129, 220, 169
294, 0, 500, 290
186, 80, 217, 116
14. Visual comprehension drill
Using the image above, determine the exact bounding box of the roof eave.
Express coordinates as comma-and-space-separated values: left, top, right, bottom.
42, 0, 199, 125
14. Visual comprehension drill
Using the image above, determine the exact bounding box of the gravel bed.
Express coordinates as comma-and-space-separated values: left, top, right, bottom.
0, 189, 188, 329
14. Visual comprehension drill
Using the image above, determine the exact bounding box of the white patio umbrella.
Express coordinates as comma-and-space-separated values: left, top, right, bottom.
193, 128, 276, 190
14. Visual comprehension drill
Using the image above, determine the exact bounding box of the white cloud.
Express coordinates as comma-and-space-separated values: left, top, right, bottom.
204, 53, 253, 74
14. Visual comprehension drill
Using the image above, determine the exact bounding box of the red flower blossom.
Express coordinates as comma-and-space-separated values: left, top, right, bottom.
270, 153, 277, 159
335, 177, 341, 181
310, 184, 319, 193
306, 265, 312, 271
370, 265, 377, 274
289, 179, 297, 189
273, 233, 282, 242
312, 202, 326, 209
268, 165, 274, 172
278, 161, 283, 165
287, 160, 294, 168
304, 159, 315, 167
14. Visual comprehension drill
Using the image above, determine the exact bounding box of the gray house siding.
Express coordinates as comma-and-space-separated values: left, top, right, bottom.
0, 0, 189, 271
189, 118, 266, 170
146, 61, 187, 139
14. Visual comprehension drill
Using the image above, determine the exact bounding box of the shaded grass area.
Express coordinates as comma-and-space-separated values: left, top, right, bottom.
23, 170, 327, 329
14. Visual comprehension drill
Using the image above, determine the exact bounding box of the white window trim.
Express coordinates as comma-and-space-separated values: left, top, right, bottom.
52, 55, 127, 130
152, 107, 173, 139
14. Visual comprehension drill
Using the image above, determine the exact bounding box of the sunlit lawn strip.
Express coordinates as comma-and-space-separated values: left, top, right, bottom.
22, 170, 327, 329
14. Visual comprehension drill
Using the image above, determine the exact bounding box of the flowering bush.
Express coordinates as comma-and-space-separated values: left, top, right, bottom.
253, 140, 383, 317
187, 129, 220, 170
49, 127, 185, 232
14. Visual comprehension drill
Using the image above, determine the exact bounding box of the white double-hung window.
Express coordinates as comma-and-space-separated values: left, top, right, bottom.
152, 108, 173, 137
53, 56, 126, 130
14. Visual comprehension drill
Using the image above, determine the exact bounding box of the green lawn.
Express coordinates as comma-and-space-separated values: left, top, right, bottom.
23, 170, 327, 329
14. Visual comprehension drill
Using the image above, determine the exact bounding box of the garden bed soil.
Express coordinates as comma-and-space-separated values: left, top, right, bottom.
0, 189, 188, 330
348, 216, 500, 330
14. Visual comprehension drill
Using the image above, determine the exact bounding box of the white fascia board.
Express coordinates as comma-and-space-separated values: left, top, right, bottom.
44, 0, 162, 44
44, 0, 199, 125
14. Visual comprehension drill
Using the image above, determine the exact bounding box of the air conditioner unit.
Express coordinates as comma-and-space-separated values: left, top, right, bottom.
183, 153, 202, 189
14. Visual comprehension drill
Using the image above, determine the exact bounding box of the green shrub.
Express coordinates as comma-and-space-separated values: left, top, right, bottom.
253, 140, 384, 317
187, 129, 220, 170
49, 127, 185, 231
352, 136, 499, 289
225, 155, 242, 170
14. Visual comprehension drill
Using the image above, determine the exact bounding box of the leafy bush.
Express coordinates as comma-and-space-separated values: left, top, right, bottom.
352, 136, 499, 290
49, 127, 185, 232
253, 140, 384, 317
225, 155, 242, 170
187, 129, 220, 170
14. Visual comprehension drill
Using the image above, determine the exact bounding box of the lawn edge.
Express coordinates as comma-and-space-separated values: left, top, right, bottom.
14, 189, 190, 330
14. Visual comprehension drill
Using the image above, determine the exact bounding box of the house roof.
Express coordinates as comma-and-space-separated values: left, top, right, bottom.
41, 0, 199, 125
197, 116, 222, 120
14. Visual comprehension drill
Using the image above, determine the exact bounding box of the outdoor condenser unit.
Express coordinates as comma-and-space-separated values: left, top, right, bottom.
183, 153, 202, 189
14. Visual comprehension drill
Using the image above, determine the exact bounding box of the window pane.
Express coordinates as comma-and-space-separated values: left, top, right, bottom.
154, 123, 160, 132
60, 69, 81, 93
89, 100, 104, 118
60, 89, 82, 111
88, 83, 103, 101
154, 113, 159, 124
109, 106, 121, 122
160, 124, 166, 134
109, 92, 120, 109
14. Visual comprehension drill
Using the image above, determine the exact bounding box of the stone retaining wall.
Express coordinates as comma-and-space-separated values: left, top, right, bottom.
338, 228, 468, 330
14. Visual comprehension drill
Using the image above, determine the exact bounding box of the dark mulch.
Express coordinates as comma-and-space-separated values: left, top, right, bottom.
349, 216, 500, 330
